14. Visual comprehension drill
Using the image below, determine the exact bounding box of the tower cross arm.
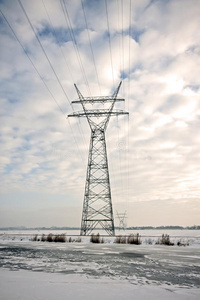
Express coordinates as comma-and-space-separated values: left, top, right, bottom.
72, 97, 125, 104
68, 110, 129, 118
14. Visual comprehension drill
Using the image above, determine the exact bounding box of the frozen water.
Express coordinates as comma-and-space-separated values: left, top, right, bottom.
0, 239, 200, 287
0, 231, 200, 299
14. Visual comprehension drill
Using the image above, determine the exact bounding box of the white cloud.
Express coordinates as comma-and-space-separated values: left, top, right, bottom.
0, 0, 200, 227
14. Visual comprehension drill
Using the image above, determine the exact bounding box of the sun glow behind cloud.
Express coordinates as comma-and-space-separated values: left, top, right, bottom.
0, 0, 200, 227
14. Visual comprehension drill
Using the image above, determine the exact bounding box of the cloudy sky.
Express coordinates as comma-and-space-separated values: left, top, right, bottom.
0, 0, 200, 228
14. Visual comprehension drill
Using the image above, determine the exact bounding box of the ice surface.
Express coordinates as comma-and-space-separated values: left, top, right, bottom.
0, 230, 200, 299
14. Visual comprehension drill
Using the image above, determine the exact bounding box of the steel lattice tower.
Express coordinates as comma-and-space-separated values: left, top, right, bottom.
68, 82, 128, 235
116, 211, 127, 231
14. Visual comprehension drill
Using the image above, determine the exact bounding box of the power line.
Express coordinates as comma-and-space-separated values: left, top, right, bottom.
128, 0, 132, 112
117, 0, 122, 77
105, 0, 115, 90
126, 114, 130, 220
1, 1, 131, 202
0, 7, 84, 163
60, 0, 91, 96
0, 7, 65, 117
81, 0, 101, 95
121, 0, 125, 97
67, 117, 85, 162
42, 0, 88, 154
116, 115, 124, 200
59, 0, 91, 151
19, 0, 87, 154
119, 1, 130, 212
127, 0, 132, 215
18, 0, 72, 107
116, 0, 124, 208
41, 0, 75, 83
42, 0, 87, 152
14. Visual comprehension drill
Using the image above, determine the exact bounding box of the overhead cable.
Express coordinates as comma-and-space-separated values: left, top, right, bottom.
81, 0, 101, 95
105, 0, 115, 90
0, 7, 84, 163
41, 0, 75, 83
60, 0, 91, 96
18, 0, 87, 158
18, 0, 72, 107
0, 7, 65, 117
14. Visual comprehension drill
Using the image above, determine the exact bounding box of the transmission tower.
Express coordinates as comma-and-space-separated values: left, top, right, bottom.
68, 82, 128, 235
116, 211, 127, 231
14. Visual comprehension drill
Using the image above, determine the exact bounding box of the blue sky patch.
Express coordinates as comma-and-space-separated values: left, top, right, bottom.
130, 28, 145, 43
8, 97, 19, 104
38, 23, 72, 45
186, 84, 199, 92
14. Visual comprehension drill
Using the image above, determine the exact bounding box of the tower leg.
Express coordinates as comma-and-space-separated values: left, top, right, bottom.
80, 128, 115, 236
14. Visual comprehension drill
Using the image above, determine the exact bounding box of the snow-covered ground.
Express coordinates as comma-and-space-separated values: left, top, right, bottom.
0, 268, 199, 300
0, 230, 200, 299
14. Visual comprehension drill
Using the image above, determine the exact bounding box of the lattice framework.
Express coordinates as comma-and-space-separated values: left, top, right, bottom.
68, 82, 128, 235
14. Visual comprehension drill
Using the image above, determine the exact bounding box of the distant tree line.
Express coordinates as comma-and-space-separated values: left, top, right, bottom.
126, 225, 200, 230
0, 226, 80, 231
1, 225, 200, 230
